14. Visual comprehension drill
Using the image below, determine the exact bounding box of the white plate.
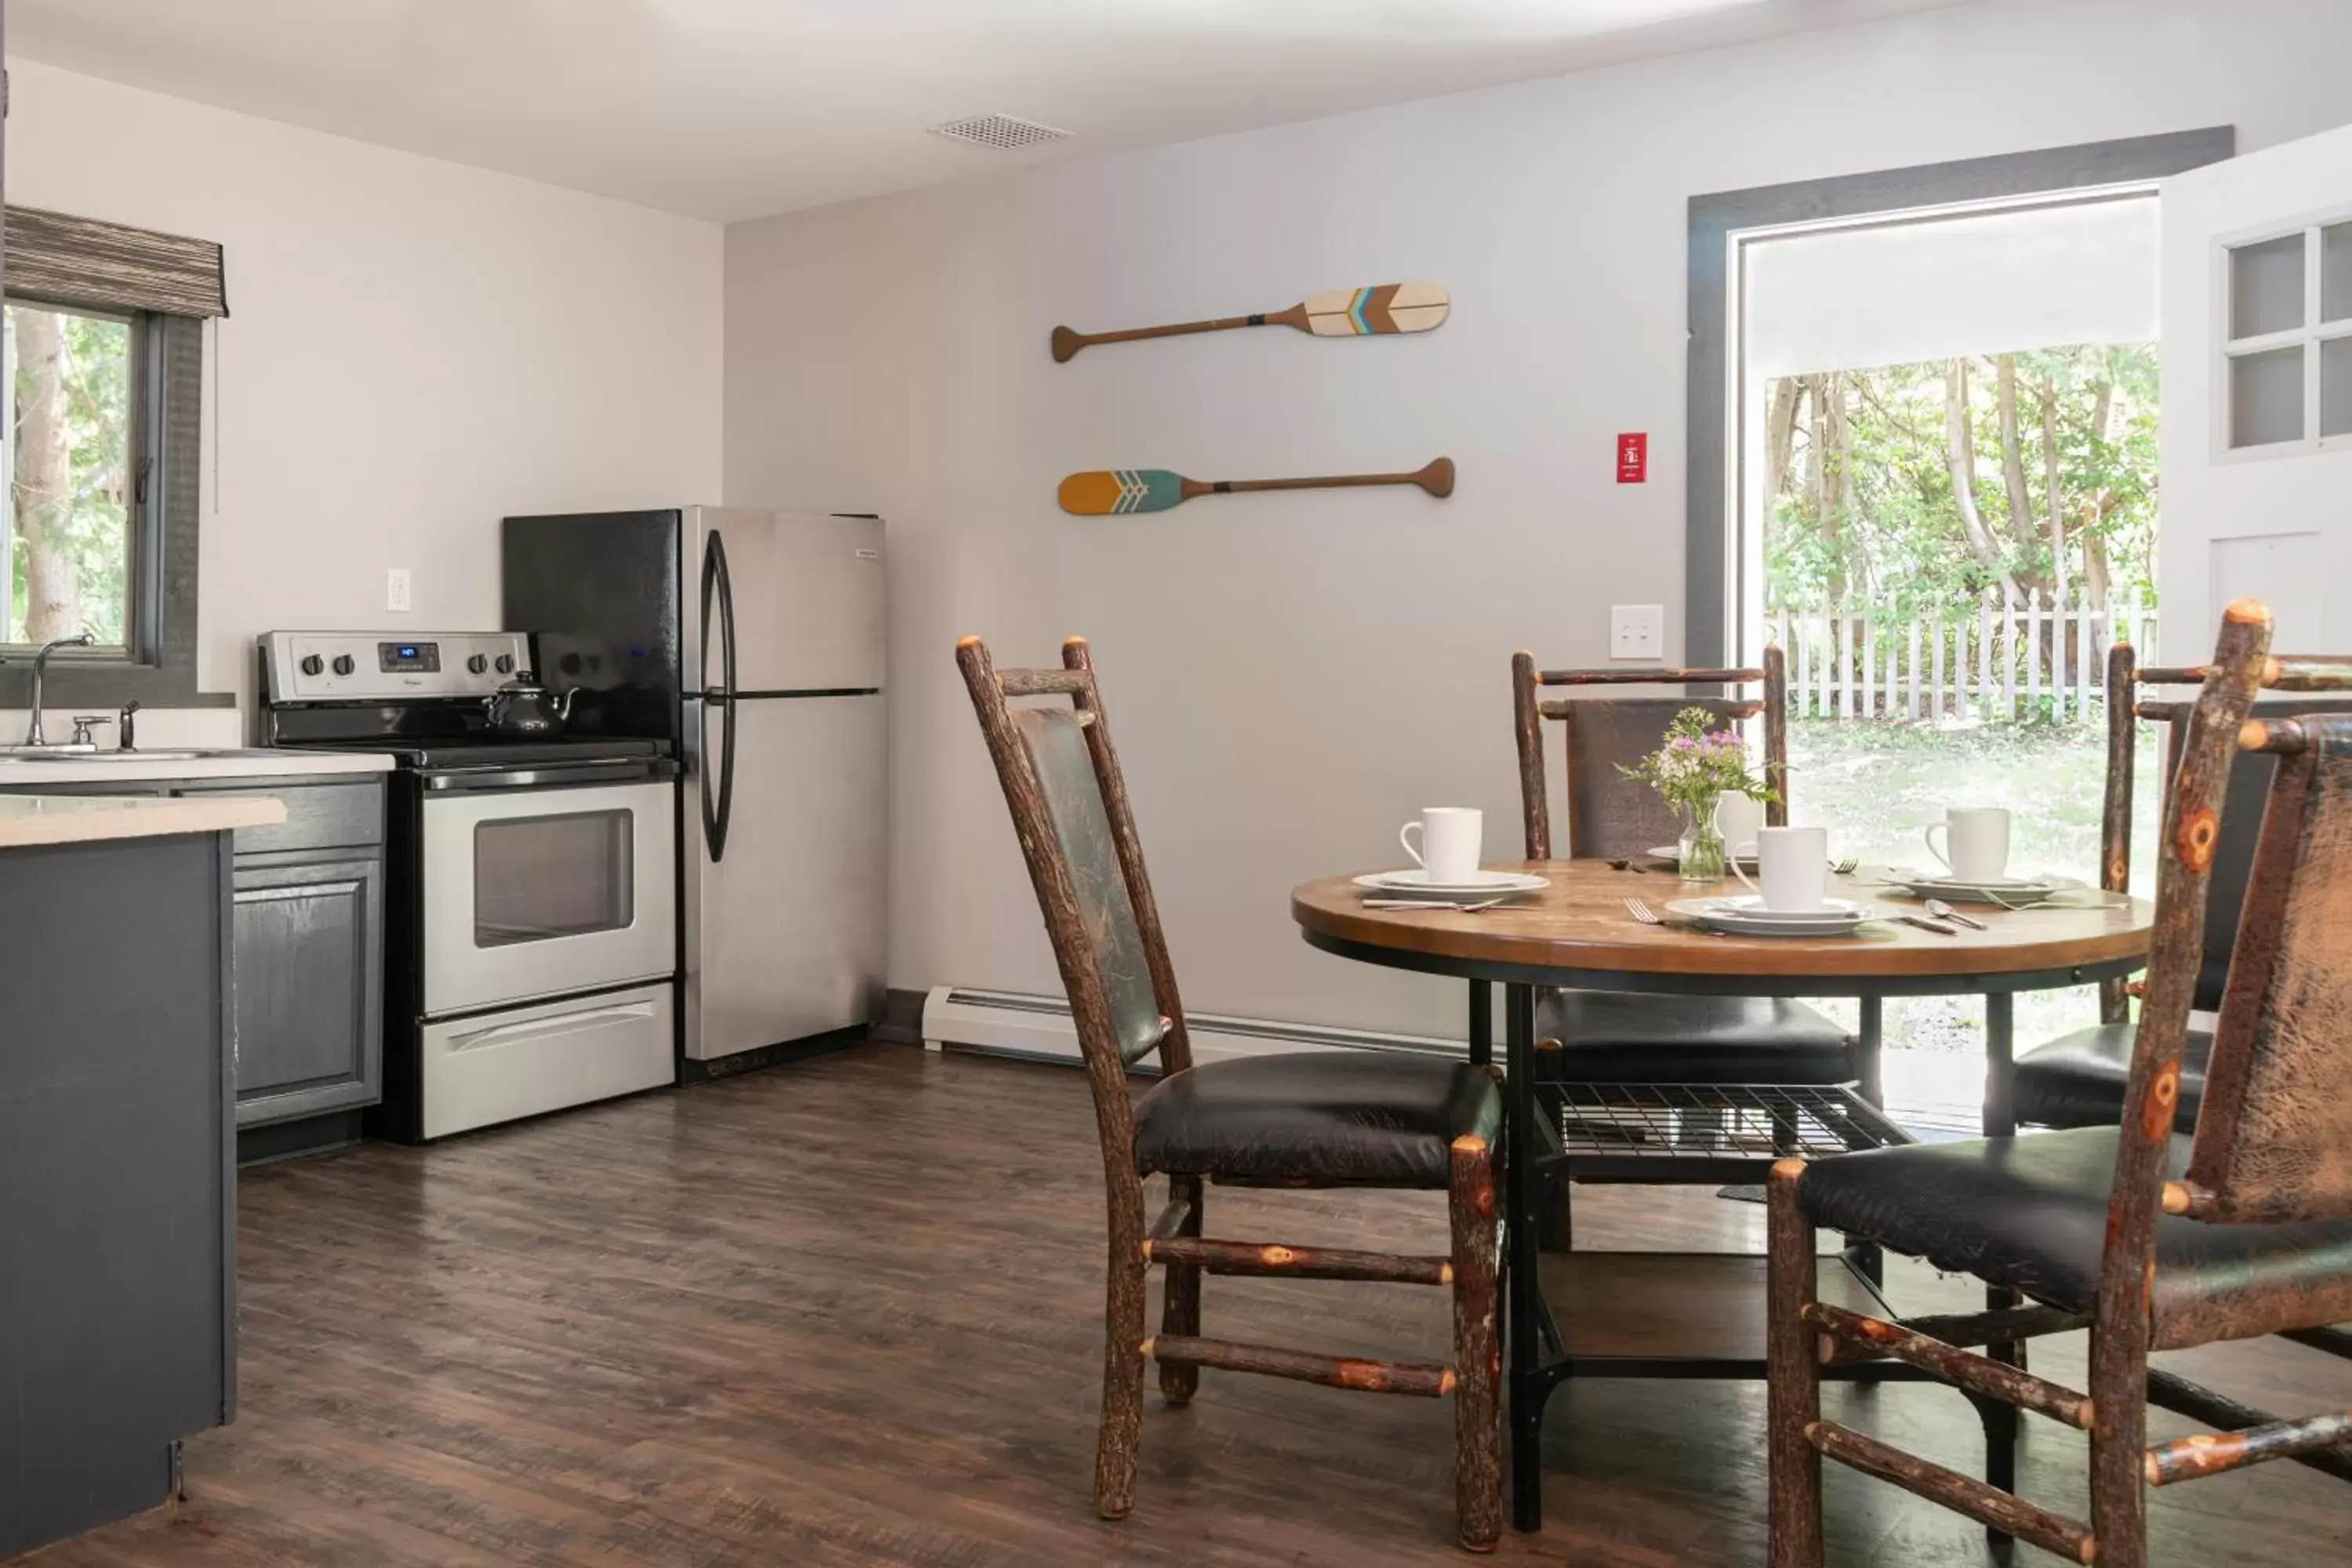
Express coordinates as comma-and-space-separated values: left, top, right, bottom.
1665, 897, 1867, 937
1884, 869, 2080, 904
1353, 869, 1551, 896
1646, 844, 1760, 869
1701, 895, 1867, 924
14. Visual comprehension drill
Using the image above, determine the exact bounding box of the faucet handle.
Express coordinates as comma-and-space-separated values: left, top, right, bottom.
69, 715, 114, 747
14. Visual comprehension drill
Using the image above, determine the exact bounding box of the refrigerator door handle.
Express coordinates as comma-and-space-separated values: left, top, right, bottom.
699, 528, 741, 861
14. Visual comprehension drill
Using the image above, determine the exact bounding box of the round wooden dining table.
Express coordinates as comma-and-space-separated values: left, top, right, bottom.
1290, 858, 2154, 1534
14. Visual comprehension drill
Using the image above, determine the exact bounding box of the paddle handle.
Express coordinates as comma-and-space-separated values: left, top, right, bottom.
1189, 457, 1455, 502
1052, 304, 1308, 361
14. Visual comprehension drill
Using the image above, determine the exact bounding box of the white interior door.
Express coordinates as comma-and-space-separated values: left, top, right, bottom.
2160, 124, 2352, 659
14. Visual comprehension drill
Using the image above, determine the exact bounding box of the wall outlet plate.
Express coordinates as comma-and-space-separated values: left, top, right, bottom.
1610, 604, 1664, 661
387, 568, 412, 613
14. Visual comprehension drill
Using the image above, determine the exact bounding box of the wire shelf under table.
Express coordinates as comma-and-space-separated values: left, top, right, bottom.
1536, 1082, 1911, 1183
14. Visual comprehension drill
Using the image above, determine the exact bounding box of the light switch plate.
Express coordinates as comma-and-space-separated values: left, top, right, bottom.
386, 568, 412, 613
1610, 604, 1664, 661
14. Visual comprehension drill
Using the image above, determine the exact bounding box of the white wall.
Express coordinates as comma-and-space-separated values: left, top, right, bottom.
2159, 122, 2352, 661
724, 0, 2352, 1039
4, 59, 724, 713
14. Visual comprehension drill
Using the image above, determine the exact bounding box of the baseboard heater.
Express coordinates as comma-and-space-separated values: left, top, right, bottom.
920, 985, 1461, 1070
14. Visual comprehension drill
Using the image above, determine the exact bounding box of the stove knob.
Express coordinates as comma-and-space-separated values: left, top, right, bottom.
332, 654, 357, 677
495, 654, 516, 674
466, 654, 489, 675
299, 654, 325, 677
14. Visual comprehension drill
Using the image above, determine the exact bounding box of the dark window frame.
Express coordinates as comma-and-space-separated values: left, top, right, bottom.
0, 299, 223, 710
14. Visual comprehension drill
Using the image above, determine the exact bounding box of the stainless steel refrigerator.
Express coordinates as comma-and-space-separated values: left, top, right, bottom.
503, 506, 887, 1070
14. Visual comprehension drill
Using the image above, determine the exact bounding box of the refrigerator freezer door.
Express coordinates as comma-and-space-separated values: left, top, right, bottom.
683, 691, 887, 1062
685, 509, 884, 695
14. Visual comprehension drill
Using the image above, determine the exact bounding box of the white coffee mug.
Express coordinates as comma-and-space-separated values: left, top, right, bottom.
1730, 825, 1829, 912
1715, 791, 1765, 851
1926, 807, 2012, 882
1401, 807, 1483, 884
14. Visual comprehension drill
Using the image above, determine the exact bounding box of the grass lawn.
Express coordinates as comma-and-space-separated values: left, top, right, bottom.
1774, 715, 2164, 1126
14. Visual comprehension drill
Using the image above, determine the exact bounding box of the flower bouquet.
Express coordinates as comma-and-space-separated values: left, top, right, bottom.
1619, 708, 1776, 880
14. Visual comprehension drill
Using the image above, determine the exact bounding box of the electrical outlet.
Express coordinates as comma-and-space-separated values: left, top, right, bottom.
1610, 604, 1664, 661
386, 568, 412, 613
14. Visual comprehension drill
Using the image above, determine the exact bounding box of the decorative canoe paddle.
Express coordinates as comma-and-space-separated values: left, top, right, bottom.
1058, 458, 1454, 516
1051, 282, 1448, 362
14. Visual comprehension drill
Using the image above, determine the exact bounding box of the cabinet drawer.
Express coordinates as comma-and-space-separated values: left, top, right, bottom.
175, 780, 384, 855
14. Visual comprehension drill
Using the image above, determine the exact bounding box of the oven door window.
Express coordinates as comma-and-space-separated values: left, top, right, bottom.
473, 810, 635, 948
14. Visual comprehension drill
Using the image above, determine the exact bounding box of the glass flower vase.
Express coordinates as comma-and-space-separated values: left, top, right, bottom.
1678, 795, 1728, 882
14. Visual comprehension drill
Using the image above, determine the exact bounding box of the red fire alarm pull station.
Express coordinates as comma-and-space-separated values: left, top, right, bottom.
1617, 432, 1648, 485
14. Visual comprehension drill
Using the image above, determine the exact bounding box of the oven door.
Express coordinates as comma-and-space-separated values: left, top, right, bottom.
420, 779, 677, 1016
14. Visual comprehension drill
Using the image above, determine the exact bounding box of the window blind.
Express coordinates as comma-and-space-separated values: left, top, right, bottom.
5, 205, 227, 318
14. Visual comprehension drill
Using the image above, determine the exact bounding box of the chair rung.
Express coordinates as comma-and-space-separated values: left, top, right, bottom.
2147, 1407, 2352, 1486
1821, 1303, 2086, 1367
1142, 1236, 1450, 1285
1805, 1303, 2092, 1428
1809, 1421, 2093, 1564
1142, 1334, 1454, 1397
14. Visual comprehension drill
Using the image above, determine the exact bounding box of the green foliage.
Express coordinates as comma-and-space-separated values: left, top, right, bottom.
7, 303, 133, 647
1764, 344, 2158, 629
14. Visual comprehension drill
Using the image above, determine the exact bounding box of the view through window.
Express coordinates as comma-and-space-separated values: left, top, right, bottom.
5, 299, 136, 650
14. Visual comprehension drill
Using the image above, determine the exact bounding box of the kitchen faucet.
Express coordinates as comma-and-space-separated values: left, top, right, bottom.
21, 633, 96, 746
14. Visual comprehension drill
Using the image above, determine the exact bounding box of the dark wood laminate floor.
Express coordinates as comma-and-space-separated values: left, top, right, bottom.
26, 1045, 2352, 1566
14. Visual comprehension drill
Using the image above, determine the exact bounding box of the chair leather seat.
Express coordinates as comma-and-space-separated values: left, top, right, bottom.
1534, 988, 1857, 1084
1133, 1053, 1502, 1190
2015, 1022, 2212, 1131
1796, 1127, 2352, 1348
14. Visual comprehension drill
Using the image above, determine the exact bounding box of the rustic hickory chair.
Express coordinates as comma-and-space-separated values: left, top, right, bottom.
1766, 602, 2352, 1568
2015, 638, 2352, 1133
1507, 648, 1861, 1094
957, 635, 1504, 1551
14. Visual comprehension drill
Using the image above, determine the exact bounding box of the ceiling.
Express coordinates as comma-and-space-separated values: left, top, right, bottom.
7, 0, 1969, 223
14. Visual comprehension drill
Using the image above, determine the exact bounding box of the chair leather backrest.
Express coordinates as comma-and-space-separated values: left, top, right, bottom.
1010, 707, 1169, 1066
1559, 697, 1753, 860
2187, 716, 2352, 1223
2194, 697, 2352, 1012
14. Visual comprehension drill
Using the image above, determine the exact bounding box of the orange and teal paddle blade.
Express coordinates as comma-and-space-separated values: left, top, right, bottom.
1058, 469, 1188, 515
1301, 282, 1449, 338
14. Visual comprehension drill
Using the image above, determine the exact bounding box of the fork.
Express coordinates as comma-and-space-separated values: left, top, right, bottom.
1830, 856, 1860, 875
1363, 897, 1510, 913
1624, 897, 1662, 926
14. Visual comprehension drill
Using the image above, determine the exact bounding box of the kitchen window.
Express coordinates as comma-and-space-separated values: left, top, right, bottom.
0, 206, 228, 710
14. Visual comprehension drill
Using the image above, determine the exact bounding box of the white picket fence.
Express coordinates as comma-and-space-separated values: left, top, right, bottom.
1769, 588, 2152, 725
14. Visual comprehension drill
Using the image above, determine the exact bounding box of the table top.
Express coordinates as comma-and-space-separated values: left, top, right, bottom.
1291, 861, 2154, 996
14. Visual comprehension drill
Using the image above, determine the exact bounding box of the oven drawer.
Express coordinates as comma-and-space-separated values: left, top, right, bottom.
421, 984, 675, 1140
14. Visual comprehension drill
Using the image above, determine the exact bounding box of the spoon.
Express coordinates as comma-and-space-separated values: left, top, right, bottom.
1924, 898, 1987, 931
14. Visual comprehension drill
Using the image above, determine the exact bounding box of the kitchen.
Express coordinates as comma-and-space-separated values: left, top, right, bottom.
9, 2, 2352, 1566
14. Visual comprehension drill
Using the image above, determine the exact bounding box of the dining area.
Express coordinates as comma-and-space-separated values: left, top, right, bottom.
954, 601, 2352, 1563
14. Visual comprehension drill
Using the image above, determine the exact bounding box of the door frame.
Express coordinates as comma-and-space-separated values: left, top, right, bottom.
1686, 127, 2236, 667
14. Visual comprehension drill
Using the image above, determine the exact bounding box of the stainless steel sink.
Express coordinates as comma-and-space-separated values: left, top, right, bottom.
7, 748, 216, 763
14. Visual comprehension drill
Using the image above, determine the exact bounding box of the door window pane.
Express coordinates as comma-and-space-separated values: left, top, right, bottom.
2230, 345, 2306, 448
2230, 234, 2307, 340
2325, 223, 2352, 324
5, 302, 135, 648
2324, 337, 2352, 440
474, 810, 633, 946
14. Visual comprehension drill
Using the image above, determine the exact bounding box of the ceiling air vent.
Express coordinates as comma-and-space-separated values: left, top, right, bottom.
927, 114, 1071, 152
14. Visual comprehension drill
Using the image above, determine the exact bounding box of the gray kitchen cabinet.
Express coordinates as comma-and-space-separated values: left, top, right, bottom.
0, 773, 387, 1136
227, 851, 384, 1127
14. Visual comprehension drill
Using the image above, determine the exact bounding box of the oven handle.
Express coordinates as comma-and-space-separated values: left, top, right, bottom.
448, 1001, 659, 1053
421, 760, 679, 793
699, 528, 739, 861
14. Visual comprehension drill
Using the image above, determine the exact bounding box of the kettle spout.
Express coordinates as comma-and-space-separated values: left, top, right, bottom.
555, 687, 578, 721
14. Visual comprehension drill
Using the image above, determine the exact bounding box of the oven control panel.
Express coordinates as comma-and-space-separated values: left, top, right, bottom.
260, 631, 531, 702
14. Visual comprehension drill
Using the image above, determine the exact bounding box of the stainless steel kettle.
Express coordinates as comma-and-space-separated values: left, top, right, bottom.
482, 670, 576, 738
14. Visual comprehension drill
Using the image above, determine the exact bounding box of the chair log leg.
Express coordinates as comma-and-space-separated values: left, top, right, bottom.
1965, 1392, 2016, 1548
1767, 1160, 1825, 1568
1158, 1174, 1204, 1405
1097, 1232, 1149, 1519
2087, 1324, 2148, 1568
1450, 1134, 1502, 1552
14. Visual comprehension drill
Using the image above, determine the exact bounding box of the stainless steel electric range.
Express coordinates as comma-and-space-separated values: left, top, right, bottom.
259, 631, 680, 1142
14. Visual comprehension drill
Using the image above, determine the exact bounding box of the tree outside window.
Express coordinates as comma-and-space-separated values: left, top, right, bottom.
5, 299, 135, 649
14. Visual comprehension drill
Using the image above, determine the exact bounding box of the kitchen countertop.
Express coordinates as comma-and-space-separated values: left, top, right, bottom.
0, 748, 394, 784
0, 793, 288, 850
